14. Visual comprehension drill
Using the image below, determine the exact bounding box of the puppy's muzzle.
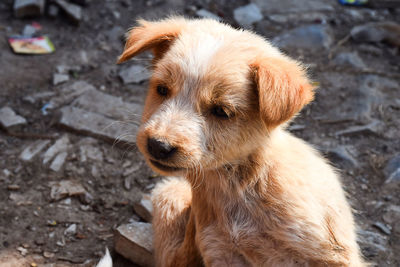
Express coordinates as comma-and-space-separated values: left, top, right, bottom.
147, 137, 177, 160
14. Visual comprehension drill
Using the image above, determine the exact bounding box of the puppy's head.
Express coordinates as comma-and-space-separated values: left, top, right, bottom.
119, 17, 315, 176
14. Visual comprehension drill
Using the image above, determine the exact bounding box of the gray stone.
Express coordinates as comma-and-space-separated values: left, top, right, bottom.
383, 205, 400, 232
0, 107, 27, 130
64, 224, 77, 236
49, 81, 96, 108
49, 180, 87, 201
72, 89, 143, 121
115, 222, 154, 267
23, 91, 56, 104
372, 222, 392, 235
234, 3, 263, 29
273, 25, 333, 51
43, 135, 70, 165
79, 138, 103, 162
358, 229, 388, 257
133, 194, 153, 222
321, 75, 384, 123
196, 9, 221, 21
47, 4, 60, 18
20, 140, 50, 161
325, 146, 358, 169
106, 26, 125, 43
251, 0, 334, 14
14, 0, 45, 18
50, 151, 68, 172
53, 73, 70, 86
335, 120, 382, 136
54, 0, 82, 25
383, 154, 400, 178
22, 24, 37, 37
118, 65, 150, 84
58, 106, 136, 145
385, 168, 400, 185
332, 52, 366, 69
268, 12, 327, 24
351, 21, 400, 47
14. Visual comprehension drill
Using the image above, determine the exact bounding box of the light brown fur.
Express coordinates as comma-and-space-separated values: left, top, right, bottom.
119, 17, 366, 267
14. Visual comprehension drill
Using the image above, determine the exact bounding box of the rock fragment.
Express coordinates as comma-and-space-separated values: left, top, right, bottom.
0, 107, 27, 131
14, 0, 45, 18
324, 146, 358, 169
53, 73, 69, 85
50, 151, 68, 172
58, 106, 136, 145
114, 222, 154, 267
54, 0, 82, 25
273, 25, 333, 51
251, 0, 334, 14
383, 154, 400, 185
335, 120, 382, 136
20, 140, 50, 161
358, 229, 388, 257
49, 180, 87, 201
351, 21, 400, 47
234, 3, 263, 29
195, 9, 221, 21
118, 65, 150, 84
133, 194, 153, 222
332, 52, 366, 69
43, 135, 70, 165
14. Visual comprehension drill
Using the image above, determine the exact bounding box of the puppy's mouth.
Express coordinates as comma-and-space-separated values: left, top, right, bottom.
150, 160, 184, 172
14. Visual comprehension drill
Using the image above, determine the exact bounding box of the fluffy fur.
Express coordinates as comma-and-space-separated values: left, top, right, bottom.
118, 17, 366, 267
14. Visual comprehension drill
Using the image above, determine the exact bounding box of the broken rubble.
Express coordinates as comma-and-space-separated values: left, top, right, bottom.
133, 194, 153, 222
324, 146, 358, 169
332, 52, 366, 70
273, 25, 333, 51
53, 73, 70, 86
358, 229, 388, 257
72, 88, 143, 121
115, 222, 154, 267
0, 106, 27, 130
54, 0, 82, 25
118, 64, 150, 85
49, 180, 87, 201
43, 135, 70, 165
50, 151, 68, 172
351, 21, 400, 47
251, 0, 334, 14
58, 106, 137, 145
49, 81, 96, 109
335, 120, 382, 136
195, 9, 221, 21
20, 140, 50, 161
233, 3, 263, 29
14, 0, 45, 18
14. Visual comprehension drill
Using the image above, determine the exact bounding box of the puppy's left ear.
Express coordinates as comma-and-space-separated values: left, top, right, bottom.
251, 56, 315, 127
117, 17, 186, 63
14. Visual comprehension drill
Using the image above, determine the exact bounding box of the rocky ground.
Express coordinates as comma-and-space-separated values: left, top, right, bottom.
0, 0, 399, 266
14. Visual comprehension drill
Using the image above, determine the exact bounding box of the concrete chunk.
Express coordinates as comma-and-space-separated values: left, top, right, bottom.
115, 222, 154, 267
58, 106, 136, 145
119, 65, 150, 84
72, 89, 143, 120
43, 135, 70, 164
20, 140, 50, 161
133, 194, 153, 222
234, 3, 263, 29
14, 0, 45, 18
54, 0, 82, 25
0, 107, 27, 130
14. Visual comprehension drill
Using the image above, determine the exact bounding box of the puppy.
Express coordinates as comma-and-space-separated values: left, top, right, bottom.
118, 17, 366, 267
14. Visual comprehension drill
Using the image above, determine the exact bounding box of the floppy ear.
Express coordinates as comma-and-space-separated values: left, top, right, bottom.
251, 56, 315, 127
117, 17, 186, 63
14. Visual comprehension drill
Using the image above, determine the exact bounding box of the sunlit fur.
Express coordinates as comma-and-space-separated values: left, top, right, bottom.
119, 17, 366, 267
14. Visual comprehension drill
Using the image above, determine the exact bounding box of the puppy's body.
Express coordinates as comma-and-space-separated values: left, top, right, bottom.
118, 18, 365, 267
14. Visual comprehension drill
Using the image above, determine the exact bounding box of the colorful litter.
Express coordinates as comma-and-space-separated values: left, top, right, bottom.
8, 36, 55, 54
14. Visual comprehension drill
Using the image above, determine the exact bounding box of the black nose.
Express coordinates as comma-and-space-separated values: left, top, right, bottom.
147, 138, 177, 160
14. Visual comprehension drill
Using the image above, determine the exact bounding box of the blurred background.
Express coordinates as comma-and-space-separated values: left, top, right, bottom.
0, 0, 399, 266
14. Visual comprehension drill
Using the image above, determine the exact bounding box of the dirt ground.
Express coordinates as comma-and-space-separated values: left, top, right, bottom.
0, 0, 399, 266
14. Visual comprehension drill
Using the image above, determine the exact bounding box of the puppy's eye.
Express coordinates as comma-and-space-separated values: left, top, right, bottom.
211, 105, 230, 119
156, 85, 169, 96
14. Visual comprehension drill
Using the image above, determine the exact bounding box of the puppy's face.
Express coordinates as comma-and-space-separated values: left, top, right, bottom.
118, 18, 314, 176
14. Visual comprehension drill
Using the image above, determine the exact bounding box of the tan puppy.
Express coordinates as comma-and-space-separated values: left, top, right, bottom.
118, 17, 365, 267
